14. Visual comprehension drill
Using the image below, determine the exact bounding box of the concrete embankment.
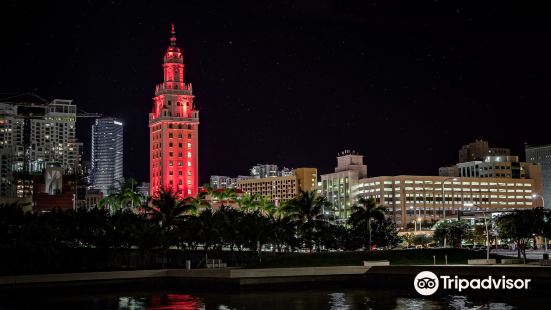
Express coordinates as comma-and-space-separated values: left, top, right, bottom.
2, 265, 551, 293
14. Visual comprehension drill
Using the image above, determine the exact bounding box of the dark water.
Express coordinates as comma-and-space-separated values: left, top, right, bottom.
0, 288, 546, 309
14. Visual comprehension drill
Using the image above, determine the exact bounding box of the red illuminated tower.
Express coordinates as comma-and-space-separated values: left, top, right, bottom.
149, 24, 199, 198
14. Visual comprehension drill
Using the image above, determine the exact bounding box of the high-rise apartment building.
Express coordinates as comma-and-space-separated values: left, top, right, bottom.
210, 175, 236, 189
0, 98, 82, 197
526, 144, 551, 208
250, 164, 279, 178
149, 25, 199, 198
90, 117, 123, 195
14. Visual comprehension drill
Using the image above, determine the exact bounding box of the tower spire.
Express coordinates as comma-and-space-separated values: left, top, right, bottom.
170, 23, 177, 46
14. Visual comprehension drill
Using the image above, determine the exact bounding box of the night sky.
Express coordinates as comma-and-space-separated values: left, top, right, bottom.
1, 1, 550, 184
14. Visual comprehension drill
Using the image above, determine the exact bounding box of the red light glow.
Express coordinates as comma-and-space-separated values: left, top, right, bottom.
149, 25, 199, 199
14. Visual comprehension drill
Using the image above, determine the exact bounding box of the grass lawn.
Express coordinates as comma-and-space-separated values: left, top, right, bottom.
249, 248, 505, 268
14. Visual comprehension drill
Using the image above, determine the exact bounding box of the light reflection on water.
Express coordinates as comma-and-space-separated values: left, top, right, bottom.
2, 288, 540, 309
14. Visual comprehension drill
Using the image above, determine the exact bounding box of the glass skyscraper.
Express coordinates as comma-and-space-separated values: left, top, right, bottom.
90, 117, 123, 195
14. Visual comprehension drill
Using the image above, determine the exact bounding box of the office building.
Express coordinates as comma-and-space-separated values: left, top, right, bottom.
526, 144, 551, 208
236, 167, 318, 205
320, 150, 367, 221
356, 176, 539, 229
149, 25, 199, 198
90, 117, 124, 195
438, 166, 459, 177
458, 140, 510, 163
321, 150, 543, 227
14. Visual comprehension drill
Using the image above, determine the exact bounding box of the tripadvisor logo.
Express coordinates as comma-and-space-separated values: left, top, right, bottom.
413, 271, 531, 296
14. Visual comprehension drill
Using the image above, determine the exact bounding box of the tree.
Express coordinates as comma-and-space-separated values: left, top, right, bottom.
432, 220, 471, 248
213, 188, 238, 206
402, 233, 415, 248
238, 193, 276, 216
413, 234, 432, 248
118, 179, 146, 210
0, 203, 25, 249
496, 208, 544, 260
269, 215, 298, 252
470, 224, 486, 246
280, 190, 329, 252
98, 179, 145, 212
144, 188, 195, 267
145, 188, 196, 227
241, 211, 271, 262
348, 197, 386, 250
370, 218, 402, 249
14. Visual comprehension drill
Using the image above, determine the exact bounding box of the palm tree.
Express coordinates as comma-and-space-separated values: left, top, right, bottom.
238, 193, 259, 212
98, 179, 145, 213
280, 190, 329, 252
98, 194, 121, 212
145, 188, 196, 227
144, 188, 196, 267
238, 193, 275, 216
256, 196, 276, 217
348, 197, 386, 251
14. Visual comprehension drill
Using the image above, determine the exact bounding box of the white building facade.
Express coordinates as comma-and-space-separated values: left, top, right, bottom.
90, 117, 124, 195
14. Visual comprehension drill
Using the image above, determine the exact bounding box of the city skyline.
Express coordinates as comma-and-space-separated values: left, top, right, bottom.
2, 1, 551, 184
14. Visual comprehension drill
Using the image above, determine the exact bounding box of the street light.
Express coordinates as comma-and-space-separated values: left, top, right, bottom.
532, 193, 547, 252
464, 203, 490, 262
410, 206, 422, 232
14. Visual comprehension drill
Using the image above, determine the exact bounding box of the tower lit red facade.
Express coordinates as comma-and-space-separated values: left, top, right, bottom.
149, 25, 199, 198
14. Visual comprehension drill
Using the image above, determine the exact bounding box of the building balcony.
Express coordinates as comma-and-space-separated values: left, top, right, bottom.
149, 116, 199, 124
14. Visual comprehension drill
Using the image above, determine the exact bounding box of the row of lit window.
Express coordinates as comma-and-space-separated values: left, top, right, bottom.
363, 187, 532, 193
361, 180, 532, 186
152, 141, 192, 150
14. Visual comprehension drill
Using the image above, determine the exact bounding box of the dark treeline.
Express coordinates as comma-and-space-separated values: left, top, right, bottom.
0, 190, 401, 275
